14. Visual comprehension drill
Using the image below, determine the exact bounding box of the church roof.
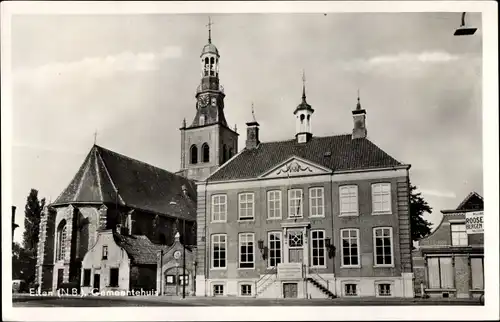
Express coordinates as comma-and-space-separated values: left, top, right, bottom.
113, 234, 168, 265
207, 135, 405, 181
52, 145, 196, 221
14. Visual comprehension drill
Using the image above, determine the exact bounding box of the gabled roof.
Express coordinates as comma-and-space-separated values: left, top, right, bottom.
52, 145, 196, 221
442, 191, 484, 213
207, 135, 405, 182
113, 234, 168, 265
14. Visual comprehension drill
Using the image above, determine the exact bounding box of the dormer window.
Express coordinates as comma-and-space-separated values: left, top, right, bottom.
199, 115, 205, 126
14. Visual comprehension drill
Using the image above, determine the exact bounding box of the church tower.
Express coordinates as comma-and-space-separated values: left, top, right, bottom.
179, 18, 239, 181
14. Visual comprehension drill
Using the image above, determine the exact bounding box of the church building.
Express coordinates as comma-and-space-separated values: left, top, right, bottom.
195, 55, 414, 297
36, 145, 197, 293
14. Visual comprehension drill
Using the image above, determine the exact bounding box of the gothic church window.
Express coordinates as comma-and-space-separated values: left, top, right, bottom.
56, 220, 67, 261
222, 145, 228, 163
202, 143, 210, 163
190, 145, 198, 164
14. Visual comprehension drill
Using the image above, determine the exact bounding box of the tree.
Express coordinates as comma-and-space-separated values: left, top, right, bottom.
410, 183, 433, 243
20, 189, 45, 286
22, 189, 45, 251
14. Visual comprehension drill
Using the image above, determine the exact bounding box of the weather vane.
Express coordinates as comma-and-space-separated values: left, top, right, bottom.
206, 16, 214, 43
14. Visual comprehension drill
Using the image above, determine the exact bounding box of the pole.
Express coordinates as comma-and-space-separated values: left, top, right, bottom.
160, 249, 163, 296
182, 219, 186, 298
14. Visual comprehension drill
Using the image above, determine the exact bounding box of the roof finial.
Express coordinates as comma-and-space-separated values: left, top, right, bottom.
302, 69, 307, 102
251, 102, 257, 122
206, 16, 214, 44
93, 130, 98, 145
356, 89, 361, 110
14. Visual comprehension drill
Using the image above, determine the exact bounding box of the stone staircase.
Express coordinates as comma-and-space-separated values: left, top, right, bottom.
306, 277, 336, 299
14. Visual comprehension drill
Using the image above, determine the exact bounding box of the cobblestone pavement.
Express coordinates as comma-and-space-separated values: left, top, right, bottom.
12, 294, 483, 307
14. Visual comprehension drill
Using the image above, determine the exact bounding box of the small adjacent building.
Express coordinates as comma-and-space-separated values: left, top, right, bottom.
80, 226, 169, 295
157, 233, 196, 296
413, 192, 484, 299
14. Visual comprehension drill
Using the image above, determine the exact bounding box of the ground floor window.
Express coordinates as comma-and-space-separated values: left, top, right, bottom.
109, 268, 119, 287
377, 283, 392, 296
471, 257, 484, 290
427, 257, 454, 289
213, 284, 224, 296
240, 284, 252, 296
179, 275, 189, 286
83, 269, 91, 287
165, 275, 175, 284
344, 283, 358, 296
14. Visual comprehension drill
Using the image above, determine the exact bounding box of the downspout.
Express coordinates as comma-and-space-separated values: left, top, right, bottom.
204, 179, 208, 297
330, 170, 335, 296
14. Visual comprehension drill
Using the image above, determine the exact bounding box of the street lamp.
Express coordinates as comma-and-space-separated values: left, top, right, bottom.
454, 12, 477, 36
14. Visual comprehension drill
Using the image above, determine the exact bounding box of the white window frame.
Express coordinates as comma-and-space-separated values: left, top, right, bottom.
213, 284, 224, 296
451, 223, 468, 246
240, 284, 252, 296
238, 233, 255, 269
340, 228, 361, 268
427, 256, 455, 289
211, 194, 227, 223
211, 234, 227, 270
373, 227, 394, 267
288, 189, 303, 218
238, 192, 255, 221
267, 190, 282, 220
310, 230, 326, 268
371, 183, 392, 215
268, 231, 282, 268
343, 283, 359, 297
309, 187, 325, 218
339, 185, 359, 216
375, 282, 393, 297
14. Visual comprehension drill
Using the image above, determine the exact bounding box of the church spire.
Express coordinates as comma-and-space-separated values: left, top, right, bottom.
206, 16, 213, 44
302, 69, 307, 103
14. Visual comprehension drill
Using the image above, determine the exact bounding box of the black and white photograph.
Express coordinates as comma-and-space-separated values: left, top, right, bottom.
1, 1, 498, 321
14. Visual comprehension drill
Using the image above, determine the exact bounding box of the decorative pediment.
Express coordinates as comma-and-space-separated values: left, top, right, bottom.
259, 156, 331, 179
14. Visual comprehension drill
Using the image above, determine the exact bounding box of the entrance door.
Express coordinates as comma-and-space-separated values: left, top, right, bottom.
287, 229, 304, 264
283, 283, 298, 298
93, 274, 100, 291
57, 269, 64, 289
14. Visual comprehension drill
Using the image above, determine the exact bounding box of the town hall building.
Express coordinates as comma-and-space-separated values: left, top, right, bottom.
194, 44, 414, 298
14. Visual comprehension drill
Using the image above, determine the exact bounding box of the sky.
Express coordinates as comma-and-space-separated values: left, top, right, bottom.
9, 12, 483, 243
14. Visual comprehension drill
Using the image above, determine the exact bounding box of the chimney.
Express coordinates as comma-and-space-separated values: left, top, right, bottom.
181, 184, 189, 198
352, 95, 367, 140
12, 206, 16, 224
246, 121, 260, 149
127, 210, 133, 235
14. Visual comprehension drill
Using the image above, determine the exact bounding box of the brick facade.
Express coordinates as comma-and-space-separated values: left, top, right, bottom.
196, 167, 414, 298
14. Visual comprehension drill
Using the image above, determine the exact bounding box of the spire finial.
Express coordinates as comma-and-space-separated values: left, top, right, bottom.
206, 16, 214, 44
302, 69, 307, 102
356, 89, 361, 110
251, 102, 257, 122
93, 130, 98, 145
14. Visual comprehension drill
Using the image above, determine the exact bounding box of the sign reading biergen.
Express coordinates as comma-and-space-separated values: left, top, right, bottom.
465, 211, 484, 234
